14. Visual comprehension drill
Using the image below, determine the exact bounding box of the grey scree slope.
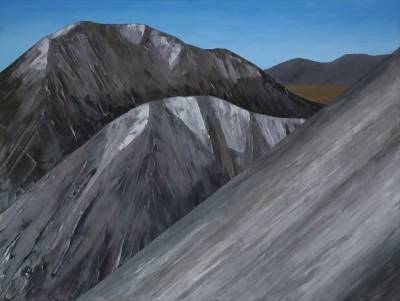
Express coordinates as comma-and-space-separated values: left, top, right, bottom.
79, 50, 400, 301
0, 21, 320, 212
0, 95, 304, 300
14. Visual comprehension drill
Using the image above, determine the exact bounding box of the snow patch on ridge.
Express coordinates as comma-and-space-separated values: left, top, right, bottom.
79, 103, 150, 196
213, 54, 261, 81
166, 97, 209, 146
51, 23, 78, 38
168, 44, 182, 67
150, 32, 182, 68
255, 115, 304, 146
159, 36, 170, 48
118, 103, 150, 150
208, 97, 250, 153
120, 24, 146, 44
30, 38, 49, 71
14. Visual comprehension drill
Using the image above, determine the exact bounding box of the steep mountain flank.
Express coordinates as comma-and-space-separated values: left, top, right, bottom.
0, 95, 303, 300
80, 51, 400, 301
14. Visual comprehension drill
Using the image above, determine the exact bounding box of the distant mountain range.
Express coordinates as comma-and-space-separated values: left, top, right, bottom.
265, 53, 389, 103
0, 21, 320, 213
79, 49, 400, 301
266, 53, 389, 85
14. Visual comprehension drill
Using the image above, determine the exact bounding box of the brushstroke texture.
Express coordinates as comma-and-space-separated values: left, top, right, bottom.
0, 21, 320, 212
0, 95, 303, 300
79, 50, 400, 301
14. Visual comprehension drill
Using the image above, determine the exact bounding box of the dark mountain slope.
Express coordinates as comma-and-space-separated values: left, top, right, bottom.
0, 95, 303, 300
0, 21, 320, 212
79, 50, 400, 301
266, 53, 388, 85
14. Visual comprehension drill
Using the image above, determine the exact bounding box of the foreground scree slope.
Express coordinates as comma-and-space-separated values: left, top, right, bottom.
0, 96, 303, 300
0, 21, 320, 212
80, 50, 400, 301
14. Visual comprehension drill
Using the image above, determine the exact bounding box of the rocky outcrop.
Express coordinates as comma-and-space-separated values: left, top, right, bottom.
0, 21, 320, 212
0, 95, 303, 300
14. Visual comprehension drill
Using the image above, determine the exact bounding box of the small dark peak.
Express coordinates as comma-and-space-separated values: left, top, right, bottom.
335, 53, 374, 59
286, 57, 319, 64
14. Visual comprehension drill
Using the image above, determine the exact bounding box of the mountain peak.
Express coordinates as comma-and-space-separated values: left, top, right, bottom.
0, 22, 320, 213
47, 21, 153, 42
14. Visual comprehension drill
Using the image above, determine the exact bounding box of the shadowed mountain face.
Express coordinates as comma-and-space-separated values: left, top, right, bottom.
78, 51, 400, 301
266, 53, 388, 85
0, 95, 303, 300
0, 21, 320, 212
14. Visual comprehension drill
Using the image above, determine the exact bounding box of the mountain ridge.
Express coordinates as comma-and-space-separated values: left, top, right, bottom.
0, 21, 321, 212
0, 95, 304, 300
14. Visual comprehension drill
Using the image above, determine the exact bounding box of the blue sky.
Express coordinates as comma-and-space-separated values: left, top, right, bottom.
0, 0, 399, 71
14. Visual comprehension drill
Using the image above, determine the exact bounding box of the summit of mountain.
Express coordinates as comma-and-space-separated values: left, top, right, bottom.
0, 21, 320, 212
